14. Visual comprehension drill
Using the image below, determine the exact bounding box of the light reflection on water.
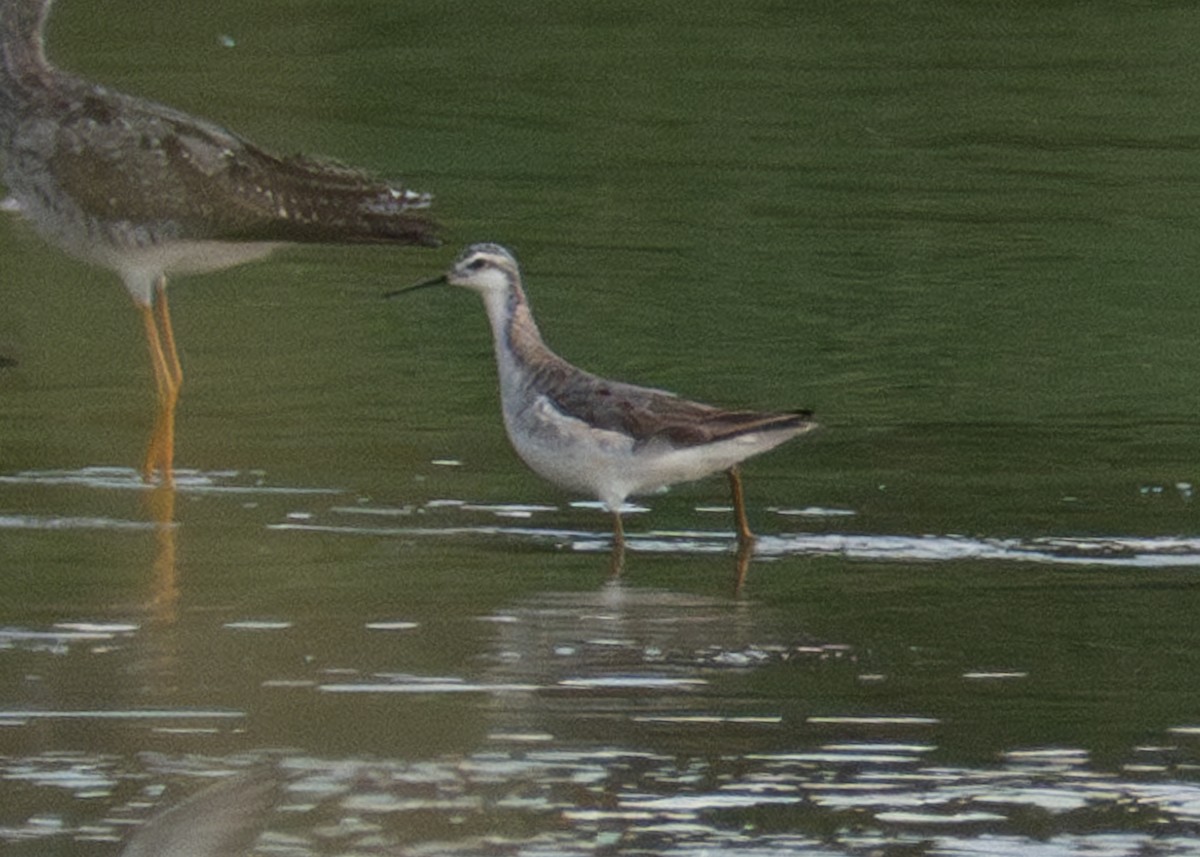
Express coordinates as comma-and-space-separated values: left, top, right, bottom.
0, 467, 341, 496
6, 468, 1200, 570
5, 559, 1200, 853
4, 0, 1200, 850
274, 495, 1200, 570
6, 745, 1200, 855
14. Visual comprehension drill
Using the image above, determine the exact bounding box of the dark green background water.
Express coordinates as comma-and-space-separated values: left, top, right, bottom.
2, 1, 1200, 854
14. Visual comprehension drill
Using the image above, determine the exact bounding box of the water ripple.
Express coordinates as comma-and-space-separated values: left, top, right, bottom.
8, 749, 1200, 855
0, 513, 154, 532
272, 503, 1200, 568
0, 466, 341, 496
0, 623, 139, 654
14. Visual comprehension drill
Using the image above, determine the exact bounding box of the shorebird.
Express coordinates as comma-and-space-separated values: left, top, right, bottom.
121, 767, 278, 857
394, 244, 816, 551
0, 0, 439, 484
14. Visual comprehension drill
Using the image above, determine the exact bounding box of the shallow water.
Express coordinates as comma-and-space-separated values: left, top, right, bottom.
4, 1, 1200, 854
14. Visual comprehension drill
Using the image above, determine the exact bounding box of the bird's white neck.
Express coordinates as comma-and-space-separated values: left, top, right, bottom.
477, 281, 566, 404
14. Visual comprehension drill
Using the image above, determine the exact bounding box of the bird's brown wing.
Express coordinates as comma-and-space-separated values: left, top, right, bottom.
541, 361, 813, 448
41, 82, 440, 246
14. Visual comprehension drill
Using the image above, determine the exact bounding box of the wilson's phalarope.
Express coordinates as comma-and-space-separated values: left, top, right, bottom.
394, 243, 816, 552
0, 0, 439, 484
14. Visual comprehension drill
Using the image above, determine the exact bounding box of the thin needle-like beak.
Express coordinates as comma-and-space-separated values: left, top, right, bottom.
385, 274, 447, 299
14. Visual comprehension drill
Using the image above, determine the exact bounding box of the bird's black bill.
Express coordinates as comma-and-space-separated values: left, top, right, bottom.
385, 275, 447, 299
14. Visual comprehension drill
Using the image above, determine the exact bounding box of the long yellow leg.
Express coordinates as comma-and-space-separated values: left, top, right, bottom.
727, 464, 755, 546
139, 276, 182, 484
155, 277, 183, 393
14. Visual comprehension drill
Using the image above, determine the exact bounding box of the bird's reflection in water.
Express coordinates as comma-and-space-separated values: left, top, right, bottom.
144, 483, 179, 627
733, 539, 754, 594
479, 582, 805, 747
120, 767, 278, 857
606, 532, 757, 595
127, 480, 182, 699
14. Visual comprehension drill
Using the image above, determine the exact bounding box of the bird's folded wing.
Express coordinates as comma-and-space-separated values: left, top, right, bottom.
42, 88, 439, 246
543, 367, 813, 448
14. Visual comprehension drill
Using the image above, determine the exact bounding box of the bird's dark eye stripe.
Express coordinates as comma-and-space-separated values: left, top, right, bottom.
466, 258, 487, 270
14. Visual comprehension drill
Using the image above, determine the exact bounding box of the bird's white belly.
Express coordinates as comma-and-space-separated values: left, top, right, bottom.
503, 394, 788, 510
101, 239, 285, 303
8, 183, 283, 303
505, 395, 639, 509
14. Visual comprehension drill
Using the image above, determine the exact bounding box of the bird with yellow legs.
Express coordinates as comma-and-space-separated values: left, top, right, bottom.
0, 0, 440, 485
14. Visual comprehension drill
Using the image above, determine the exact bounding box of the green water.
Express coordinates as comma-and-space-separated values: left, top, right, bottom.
3, 0, 1200, 854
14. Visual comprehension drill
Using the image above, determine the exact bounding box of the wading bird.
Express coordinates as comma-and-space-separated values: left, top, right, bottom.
0, 0, 439, 483
394, 244, 815, 561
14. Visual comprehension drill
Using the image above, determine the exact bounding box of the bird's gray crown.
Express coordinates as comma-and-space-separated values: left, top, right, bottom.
454, 242, 517, 268
446, 243, 523, 292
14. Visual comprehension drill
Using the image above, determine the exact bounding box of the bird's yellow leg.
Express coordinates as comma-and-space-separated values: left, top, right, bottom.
154, 276, 183, 393
139, 278, 181, 485
139, 303, 175, 483
727, 464, 755, 547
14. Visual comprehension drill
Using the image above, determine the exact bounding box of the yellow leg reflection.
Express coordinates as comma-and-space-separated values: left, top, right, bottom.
145, 481, 180, 627
724, 465, 763, 594
136, 482, 182, 698
138, 276, 182, 485
609, 511, 626, 579
732, 538, 754, 596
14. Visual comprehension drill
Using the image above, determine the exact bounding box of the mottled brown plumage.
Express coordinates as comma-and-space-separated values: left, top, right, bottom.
1, 0, 439, 482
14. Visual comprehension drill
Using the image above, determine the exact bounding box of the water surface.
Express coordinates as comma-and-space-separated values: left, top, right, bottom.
3, 1, 1200, 854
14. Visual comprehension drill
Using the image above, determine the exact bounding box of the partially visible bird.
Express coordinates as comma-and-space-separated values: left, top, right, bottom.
394, 244, 816, 552
0, 0, 440, 483
120, 767, 278, 857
